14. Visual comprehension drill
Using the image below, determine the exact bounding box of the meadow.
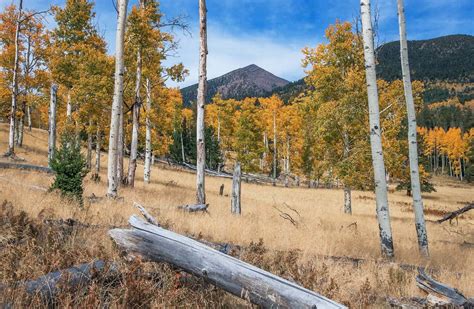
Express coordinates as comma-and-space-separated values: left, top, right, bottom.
1, 124, 473, 307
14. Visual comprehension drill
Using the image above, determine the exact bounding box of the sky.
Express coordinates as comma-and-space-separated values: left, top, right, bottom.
1, 0, 473, 87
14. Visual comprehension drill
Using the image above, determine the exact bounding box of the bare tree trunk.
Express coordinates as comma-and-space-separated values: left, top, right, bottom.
231, 162, 241, 215
343, 133, 352, 214
107, 0, 128, 198
272, 111, 277, 186
127, 0, 145, 187
196, 0, 207, 204
86, 122, 93, 170
361, 0, 394, 258
262, 131, 268, 171
16, 101, 25, 146
27, 105, 32, 131
217, 116, 222, 173
48, 84, 58, 167
144, 78, 152, 184
66, 89, 72, 120
6, 0, 23, 157
397, 0, 429, 257
95, 126, 101, 177
180, 130, 186, 163
117, 102, 124, 184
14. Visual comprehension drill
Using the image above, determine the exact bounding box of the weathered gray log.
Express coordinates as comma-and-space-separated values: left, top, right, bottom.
231, 162, 241, 215
22, 260, 115, 301
177, 203, 208, 212
109, 216, 346, 308
0, 162, 53, 174
416, 268, 473, 307
437, 203, 473, 224
133, 202, 159, 226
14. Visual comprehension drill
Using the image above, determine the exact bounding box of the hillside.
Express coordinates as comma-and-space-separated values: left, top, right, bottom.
376, 34, 474, 83
180, 64, 289, 106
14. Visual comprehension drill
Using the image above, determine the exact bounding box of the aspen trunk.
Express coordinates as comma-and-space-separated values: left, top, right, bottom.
397, 0, 429, 257
86, 123, 93, 170
196, 0, 207, 204
180, 130, 186, 163
144, 78, 152, 184
127, 0, 144, 187
6, 0, 23, 156
342, 132, 352, 214
217, 117, 221, 173
48, 84, 58, 167
107, 0, 128, 198
344, 187, 352, 215
262, 132, 267, 171
272, 111, 277, 186
117, 102, 124, 184
66, 89, 72, 120
27, 105, 32, 131
16, 102, 25, 146
231, 162, 241, 215
95, 126, 101, 176
361, 0, 394, 258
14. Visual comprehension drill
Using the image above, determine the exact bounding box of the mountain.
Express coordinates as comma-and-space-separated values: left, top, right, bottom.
376, 34, 474, 83
180, 64, 289, 106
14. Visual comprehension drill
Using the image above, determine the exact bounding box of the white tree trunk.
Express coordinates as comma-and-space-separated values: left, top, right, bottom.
48, 84, 58, 167
217, 117, 221, 173
107, 0, 128, 198
272, 111, 277, 186
127, 49, 142, 187
27, 104, 32, 131
397, 0, 429, 257
95, 126, 101, 176
6, 0, 23, 157
144, 78, 152, 184
360, 0, 394, 258
231, 162, 241, 215
16, 102, 24, 146
66, 89, 72, 120
86, 122, 93, 170
196, 0, 207, 204
117, 101, 124, 184
180, 130, 186, 163
343, 132, 352, 214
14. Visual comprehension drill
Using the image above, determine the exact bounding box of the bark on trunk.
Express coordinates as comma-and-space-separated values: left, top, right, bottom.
109, 216, 346, 308
6, 0, 23, 157
196, 0, 207, 204
48, 84, 58, 167
86, 123, 93, 170
272, 111, 277, 186
231, 162, 241, 215
107, 0, 128, 198
27, 105, 32, 131
180, 130, 186, 163
397, 0, 429, 257
66, 89, 72, 120
117, 101, 124, 184
16, 102, 25, 146
95, 126, 101, 177
361, 0, 394, 258
344, 187, 352, 215
127, 1, 144, 187
144, 78, 152, 184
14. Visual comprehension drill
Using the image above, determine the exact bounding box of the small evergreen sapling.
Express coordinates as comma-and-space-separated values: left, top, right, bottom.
50, 131, 87, 205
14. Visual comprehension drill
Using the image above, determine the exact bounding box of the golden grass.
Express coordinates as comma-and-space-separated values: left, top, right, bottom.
1, 124, 473, 306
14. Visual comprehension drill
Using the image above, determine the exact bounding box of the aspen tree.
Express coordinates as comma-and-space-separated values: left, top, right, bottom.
397, 0, 429, 256
107, 0, 128, 198
196, 0, 207, 204
360, 0, 394, 257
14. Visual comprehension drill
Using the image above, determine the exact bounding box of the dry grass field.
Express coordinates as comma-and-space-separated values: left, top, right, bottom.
1, 124, 473, 307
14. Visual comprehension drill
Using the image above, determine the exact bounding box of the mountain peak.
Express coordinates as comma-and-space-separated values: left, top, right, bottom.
181, 64, 289, 106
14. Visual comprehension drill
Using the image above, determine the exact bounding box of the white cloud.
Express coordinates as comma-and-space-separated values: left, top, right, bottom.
165, 25, 314, 88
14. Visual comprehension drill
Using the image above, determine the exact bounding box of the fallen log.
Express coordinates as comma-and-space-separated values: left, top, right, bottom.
0, 162, 53, 174
133, 202, 159, 225
109, 216, 345, 308
437, 203, 474, 224
177, 203, 209, 212
416, 267, 473, 307
21, 260, 115, 301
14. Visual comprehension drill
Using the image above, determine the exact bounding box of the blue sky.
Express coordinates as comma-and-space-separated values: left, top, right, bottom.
1, 0, 473, 86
